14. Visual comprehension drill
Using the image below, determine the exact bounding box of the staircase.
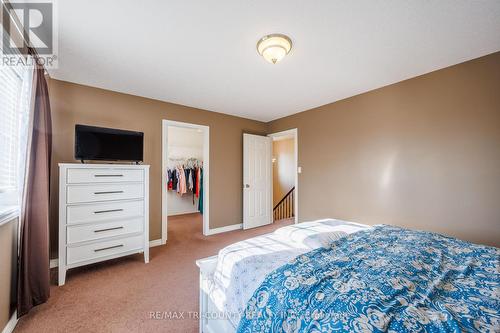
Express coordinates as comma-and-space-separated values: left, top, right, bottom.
273, 187, 295, 221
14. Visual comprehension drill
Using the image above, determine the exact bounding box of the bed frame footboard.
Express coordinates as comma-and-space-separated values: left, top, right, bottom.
196, 255, 236, 333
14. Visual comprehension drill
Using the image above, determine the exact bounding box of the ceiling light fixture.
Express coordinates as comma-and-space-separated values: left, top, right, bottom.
257, 34, 292, 64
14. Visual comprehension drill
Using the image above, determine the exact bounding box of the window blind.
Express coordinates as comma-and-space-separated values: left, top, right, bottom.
0, 63, 29, 194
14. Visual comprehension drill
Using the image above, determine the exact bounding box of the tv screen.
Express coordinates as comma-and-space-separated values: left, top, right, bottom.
75, 125, 144, 162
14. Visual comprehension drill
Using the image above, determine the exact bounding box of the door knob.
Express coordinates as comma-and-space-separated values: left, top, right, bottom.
245, 184, 250, 188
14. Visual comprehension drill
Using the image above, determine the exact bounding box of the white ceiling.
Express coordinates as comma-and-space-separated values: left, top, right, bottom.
49, 0, 500, 122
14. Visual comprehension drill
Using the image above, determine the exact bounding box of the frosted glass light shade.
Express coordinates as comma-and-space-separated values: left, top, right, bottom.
257, 34, 292, 64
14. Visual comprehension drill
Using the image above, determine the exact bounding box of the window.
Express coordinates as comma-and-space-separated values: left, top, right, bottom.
0, 58, 32, 209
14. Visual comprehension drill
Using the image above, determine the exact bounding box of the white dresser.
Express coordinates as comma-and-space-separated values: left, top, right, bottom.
58, 163, 149, 286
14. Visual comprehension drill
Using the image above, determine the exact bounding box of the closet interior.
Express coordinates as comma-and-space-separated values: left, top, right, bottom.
166, 126, 204, 216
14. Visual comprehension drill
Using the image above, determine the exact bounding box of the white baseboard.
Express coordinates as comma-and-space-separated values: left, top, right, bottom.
167, 211, 199, 217
148, 239, 163, 247
205, 223, 242, 236
49, 239, 164, 268
2, 311, 18, 333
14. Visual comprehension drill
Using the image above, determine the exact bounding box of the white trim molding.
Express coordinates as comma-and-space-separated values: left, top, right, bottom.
149, 239, 163, 248
49, 239, 163, 269
1, 311, 18, 333
205, 223, 242, 236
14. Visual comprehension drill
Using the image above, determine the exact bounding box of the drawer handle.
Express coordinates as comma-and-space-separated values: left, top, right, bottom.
94, 208, 124, 214
94, 244, 124, 252
94, 226, 124, 233
94, 174, 124, 177
94, 191, 124, 195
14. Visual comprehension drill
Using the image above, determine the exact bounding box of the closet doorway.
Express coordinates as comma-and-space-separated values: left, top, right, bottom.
268, 129, 298, 225
161, 120, 209, 244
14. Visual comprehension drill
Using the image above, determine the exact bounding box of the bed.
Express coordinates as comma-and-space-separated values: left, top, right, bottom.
196, 219, 371, 332
196, 220, 499, 333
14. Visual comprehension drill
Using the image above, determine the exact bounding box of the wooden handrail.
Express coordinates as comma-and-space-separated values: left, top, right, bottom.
273, 187, 295, 221
274, 186, 295, 210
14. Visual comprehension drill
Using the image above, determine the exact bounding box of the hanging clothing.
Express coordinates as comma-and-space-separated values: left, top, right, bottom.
185, 168, 191, 192
192, 167, 197, 204
192, 167, 197, 193
171, 168, 178, 191
198, 167, 203, 214
165, 159, 203, 207
178, 166, 187, 195
195, 167, 201, 197
189, 168, 194, 204
187, 169, 193, 191
175, 168, 180, 192
167, 170, 173, 190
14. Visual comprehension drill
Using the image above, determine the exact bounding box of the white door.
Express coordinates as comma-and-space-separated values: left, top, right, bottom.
243, 133, 272, 229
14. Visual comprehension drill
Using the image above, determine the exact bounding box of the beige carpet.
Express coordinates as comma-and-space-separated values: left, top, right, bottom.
15, 215, 293, 333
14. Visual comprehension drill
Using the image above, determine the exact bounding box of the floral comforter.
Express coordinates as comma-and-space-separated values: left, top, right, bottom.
237, 225, 499, 333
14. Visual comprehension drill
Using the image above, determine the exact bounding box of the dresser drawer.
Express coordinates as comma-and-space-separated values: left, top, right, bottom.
67, 218, 143, 244
66, 200, 143, 225
67, 168, 143, 184
67, 234, 144, 265
67, 183, 143, 204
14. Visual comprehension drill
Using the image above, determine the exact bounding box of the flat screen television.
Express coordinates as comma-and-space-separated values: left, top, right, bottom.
75, 125, 144, 162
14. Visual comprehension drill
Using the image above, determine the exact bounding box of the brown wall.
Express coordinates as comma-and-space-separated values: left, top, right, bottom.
48, 80, 267, 257
0, 218, 18, 329
48, 51, 500, 255
269, 52, 500, 247
272, 139, 295, 205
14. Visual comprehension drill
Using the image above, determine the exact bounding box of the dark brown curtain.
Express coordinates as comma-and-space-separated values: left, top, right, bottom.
17, 50, 52, 317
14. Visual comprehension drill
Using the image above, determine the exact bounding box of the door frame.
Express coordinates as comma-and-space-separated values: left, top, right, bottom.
162, 119, 210, 243
267, 128, 298, 224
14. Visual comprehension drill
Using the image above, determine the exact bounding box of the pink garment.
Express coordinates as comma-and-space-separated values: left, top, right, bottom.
177, 166, 182, 194
178, 166, 187, 195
